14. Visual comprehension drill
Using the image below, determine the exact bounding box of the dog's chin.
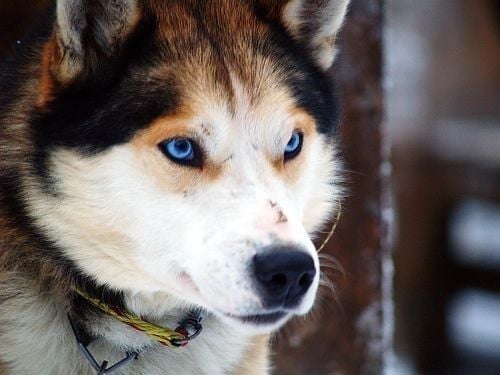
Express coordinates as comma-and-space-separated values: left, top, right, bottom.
214, 310, 292, 335
196, 288, 318, 335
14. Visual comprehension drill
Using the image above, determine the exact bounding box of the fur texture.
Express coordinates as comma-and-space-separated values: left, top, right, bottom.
0, 0, 348, 373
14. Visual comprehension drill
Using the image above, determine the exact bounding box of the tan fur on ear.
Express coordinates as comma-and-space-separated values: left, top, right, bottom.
37, 39, 58, 107
51, 0, 141, 84
283, 0, 349, 69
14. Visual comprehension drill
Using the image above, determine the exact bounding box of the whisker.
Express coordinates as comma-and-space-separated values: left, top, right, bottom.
319, 276, 336, 293
321, 261, 342, 268
316, 202, 342, 253
319, 254, 345, 276
318, 253, 340, 262
320, 266, 343, 279
318, 277, 344, 315
341, 168, 366, 177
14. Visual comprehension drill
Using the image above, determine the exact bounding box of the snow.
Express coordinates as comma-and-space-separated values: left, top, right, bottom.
448, 289, 500, 358
450, 200, 500, 269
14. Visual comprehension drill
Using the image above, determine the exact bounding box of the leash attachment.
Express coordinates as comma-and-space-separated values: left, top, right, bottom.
172, 311, 204, 347
68, 314, 139, 374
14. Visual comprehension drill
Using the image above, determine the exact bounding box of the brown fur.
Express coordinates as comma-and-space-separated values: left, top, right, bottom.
37, 39, 58, 107
236, 335, 271, 374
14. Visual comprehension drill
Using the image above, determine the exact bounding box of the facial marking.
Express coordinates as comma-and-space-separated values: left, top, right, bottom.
131, 114, 224, 194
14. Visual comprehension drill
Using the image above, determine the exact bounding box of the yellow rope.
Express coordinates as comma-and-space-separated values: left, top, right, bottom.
317, 202, 342, 253
74, 289, 185, 347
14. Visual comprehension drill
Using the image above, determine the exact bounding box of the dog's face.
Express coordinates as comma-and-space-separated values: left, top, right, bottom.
28, 0, 347, 334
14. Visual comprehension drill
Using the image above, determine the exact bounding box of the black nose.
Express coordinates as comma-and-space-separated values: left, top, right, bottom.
253, 250, 316, 309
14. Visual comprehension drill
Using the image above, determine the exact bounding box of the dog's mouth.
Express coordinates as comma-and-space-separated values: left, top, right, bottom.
223, 311, 288, 326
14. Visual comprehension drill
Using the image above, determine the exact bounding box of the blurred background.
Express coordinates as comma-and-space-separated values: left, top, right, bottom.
0, 0, 499, 373
386, 0, 500, 373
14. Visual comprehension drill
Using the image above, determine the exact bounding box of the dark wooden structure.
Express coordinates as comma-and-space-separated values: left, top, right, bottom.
274, 1, 388, 373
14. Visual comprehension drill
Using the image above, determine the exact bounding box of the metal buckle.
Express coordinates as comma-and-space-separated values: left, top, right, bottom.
171, 311, 204, 347
68, 315, 139, 374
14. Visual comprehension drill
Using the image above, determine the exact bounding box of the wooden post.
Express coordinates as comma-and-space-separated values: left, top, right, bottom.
273, 1, 391, 373
0, 1, 51, 60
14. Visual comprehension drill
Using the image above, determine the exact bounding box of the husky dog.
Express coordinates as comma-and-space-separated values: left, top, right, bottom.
0, 0, 348, 373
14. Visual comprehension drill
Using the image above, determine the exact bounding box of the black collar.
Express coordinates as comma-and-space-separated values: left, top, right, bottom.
68, 314, 139, 374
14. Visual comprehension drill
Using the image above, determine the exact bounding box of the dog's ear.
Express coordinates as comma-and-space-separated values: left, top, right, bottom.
49, 0, 141, 84
259, 0, 350, 70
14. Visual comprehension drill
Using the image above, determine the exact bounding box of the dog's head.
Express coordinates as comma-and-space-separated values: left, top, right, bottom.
28, 0, 348, 334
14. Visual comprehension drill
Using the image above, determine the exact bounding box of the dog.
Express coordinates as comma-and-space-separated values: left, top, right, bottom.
0, 0, 348, 373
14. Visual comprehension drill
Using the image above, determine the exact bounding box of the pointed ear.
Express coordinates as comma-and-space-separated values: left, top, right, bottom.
50, 0, 141, 84
261, 0, 350, 70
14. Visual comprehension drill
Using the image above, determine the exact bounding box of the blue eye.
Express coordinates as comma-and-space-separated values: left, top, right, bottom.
160, 138, 201, 167
284, 131, 303, 160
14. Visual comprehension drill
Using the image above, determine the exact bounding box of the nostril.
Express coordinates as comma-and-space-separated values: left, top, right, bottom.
298, 272, 313, 288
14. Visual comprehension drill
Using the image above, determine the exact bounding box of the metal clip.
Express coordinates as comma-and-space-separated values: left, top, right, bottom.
68, 315, 139, 374
171, 311, 204, 347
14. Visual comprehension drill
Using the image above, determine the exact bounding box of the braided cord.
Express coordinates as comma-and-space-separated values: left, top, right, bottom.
74, 289, 185, 347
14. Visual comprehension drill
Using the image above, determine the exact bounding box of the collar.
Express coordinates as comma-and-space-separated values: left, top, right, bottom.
70, 288, 204, 374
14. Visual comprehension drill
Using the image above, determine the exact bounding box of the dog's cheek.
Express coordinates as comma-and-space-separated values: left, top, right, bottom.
43, 147, 201, 290
298, 136, 343, 236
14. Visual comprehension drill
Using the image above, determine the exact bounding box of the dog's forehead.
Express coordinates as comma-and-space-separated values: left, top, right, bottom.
150, 0, 271, 51
147, 1, 296, 109
146, 0, 337, 134
140, 1, 316, 136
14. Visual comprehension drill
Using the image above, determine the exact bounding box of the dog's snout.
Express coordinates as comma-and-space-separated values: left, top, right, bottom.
253, 249, 316, 308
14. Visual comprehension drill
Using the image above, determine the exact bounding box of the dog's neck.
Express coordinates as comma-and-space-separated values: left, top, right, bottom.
0, 271, 270, 374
